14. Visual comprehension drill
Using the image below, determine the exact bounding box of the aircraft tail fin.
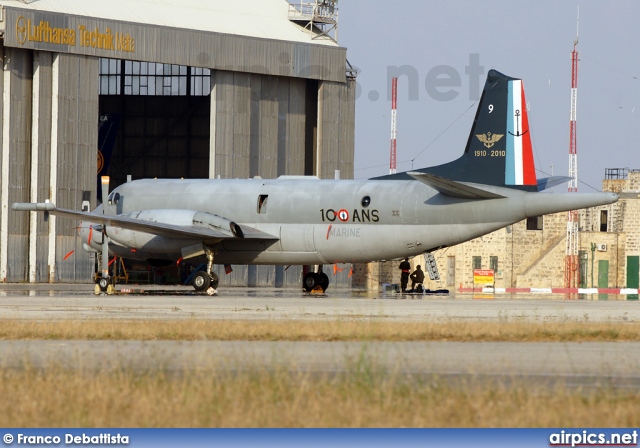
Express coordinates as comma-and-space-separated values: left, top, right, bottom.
376, 70, 539, 191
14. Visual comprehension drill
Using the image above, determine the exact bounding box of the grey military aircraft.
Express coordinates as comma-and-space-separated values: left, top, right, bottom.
13, 70, 618, 293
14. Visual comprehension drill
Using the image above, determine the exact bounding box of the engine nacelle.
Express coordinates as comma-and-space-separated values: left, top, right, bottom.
193, 211, 244, 238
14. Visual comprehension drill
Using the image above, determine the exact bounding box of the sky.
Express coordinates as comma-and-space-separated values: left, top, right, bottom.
337, 0, 640, 191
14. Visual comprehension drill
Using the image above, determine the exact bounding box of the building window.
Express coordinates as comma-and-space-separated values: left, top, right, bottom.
99, 58, 121, 95
472, 256, 481, 270
191, 67, 212, 96
600, 210, 608, 232
490, 256, 498, 273
526, 216, 543, 230
99, 59, 211, 96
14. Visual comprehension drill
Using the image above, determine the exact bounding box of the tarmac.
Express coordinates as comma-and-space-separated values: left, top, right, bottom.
0, 283, 638, 322
0, 283, 638, 388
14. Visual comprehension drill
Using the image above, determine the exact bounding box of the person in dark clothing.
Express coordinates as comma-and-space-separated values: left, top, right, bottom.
410, 265, 425, 292
399, 258, 411, 292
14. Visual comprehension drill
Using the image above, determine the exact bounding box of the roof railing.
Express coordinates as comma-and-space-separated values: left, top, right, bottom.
288, 1, 338, 42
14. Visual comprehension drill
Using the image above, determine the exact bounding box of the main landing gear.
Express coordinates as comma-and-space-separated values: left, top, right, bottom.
192, 245, 219, 295
303, 265, 329, 293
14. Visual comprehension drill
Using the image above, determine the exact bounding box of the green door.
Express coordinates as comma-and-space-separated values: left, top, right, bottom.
627, 256, 639, 300
598, 260, 609, 300
598, 260, 609, 288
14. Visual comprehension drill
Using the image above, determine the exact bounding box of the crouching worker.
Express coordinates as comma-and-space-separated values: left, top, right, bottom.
410, 265, 425, 293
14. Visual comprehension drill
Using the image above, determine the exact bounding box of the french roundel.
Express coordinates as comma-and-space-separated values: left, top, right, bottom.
338, 209, 349, 222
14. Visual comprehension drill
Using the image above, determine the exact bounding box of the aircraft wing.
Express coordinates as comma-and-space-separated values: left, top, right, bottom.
12, 203, 278, 242
407, 172, 506, 199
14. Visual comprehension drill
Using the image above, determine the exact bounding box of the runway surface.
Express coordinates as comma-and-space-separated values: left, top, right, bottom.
1, 284, 639, 387
0, 283, 638, 322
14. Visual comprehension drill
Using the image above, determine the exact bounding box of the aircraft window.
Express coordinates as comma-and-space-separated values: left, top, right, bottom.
361, 196, 371, 208
113, 193, 120, 204
258, 195, 268, 214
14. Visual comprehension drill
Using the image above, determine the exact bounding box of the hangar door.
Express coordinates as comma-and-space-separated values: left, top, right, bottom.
98, 58, 211, 189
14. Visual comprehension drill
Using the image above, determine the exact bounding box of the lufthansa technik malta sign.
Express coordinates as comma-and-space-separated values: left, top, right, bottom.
15, 16, 135, 53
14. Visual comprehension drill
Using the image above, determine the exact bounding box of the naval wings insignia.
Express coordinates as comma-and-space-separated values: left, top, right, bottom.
476, 132, 504, 148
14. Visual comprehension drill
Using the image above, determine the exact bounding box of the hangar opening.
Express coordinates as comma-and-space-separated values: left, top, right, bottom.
98, 58, 212, 188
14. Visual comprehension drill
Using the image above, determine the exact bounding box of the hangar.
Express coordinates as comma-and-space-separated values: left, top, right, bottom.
0, 0, 356, 285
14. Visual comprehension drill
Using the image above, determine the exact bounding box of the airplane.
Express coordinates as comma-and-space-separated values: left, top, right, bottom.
13, 70, 618, 294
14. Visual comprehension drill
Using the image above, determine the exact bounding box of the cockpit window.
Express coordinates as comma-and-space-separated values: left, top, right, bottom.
107, 192, 120, 205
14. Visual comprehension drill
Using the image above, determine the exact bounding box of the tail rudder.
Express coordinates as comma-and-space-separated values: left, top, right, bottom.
504, 78, 536, 186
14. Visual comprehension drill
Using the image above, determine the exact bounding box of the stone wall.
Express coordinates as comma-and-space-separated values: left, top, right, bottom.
416, 195, 638, 291
363, 172, 640, 292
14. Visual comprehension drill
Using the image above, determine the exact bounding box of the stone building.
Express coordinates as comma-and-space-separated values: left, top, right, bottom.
374, 169, 640, 292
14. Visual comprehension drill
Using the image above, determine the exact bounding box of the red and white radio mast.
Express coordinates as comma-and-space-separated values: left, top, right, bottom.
390, 77, 398, 174
564, 8, 580, 289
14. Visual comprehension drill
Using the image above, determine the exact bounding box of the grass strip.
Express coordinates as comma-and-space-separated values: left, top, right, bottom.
0, 320, 637, 342
0, 367, 638, 427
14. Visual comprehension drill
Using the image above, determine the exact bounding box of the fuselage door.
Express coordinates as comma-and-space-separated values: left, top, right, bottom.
279, 225, 317, 254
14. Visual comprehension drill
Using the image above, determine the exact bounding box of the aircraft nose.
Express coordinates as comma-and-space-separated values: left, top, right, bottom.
78, 221, 90, 244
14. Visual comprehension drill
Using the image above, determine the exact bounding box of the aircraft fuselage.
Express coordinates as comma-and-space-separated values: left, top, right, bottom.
81, 176, 616, 266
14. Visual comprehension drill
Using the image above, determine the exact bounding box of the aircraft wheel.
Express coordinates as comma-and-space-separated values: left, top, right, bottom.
192, 271, 211, 292
319, 273, 329, 291
98, 277, 109, 292
210, 272, 219, 289
303, 272, 319, 292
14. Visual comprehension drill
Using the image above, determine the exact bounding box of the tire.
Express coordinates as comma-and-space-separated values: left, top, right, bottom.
210, 272, 219, 289
319, 273, 329, 291
98, 277, 109, 292
303, 272, 319, 292
192, 271, 210, 292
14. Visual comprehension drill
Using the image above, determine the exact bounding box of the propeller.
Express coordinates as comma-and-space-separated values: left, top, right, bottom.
99, 176, 111, 291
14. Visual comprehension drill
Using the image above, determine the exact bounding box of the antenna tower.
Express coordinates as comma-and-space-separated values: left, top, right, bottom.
564, 8, 580, 289
390, 77, 398, 174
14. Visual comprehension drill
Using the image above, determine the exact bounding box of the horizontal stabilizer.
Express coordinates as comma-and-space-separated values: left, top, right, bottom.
407, 172, 505, 199
537, 176, 572, 191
